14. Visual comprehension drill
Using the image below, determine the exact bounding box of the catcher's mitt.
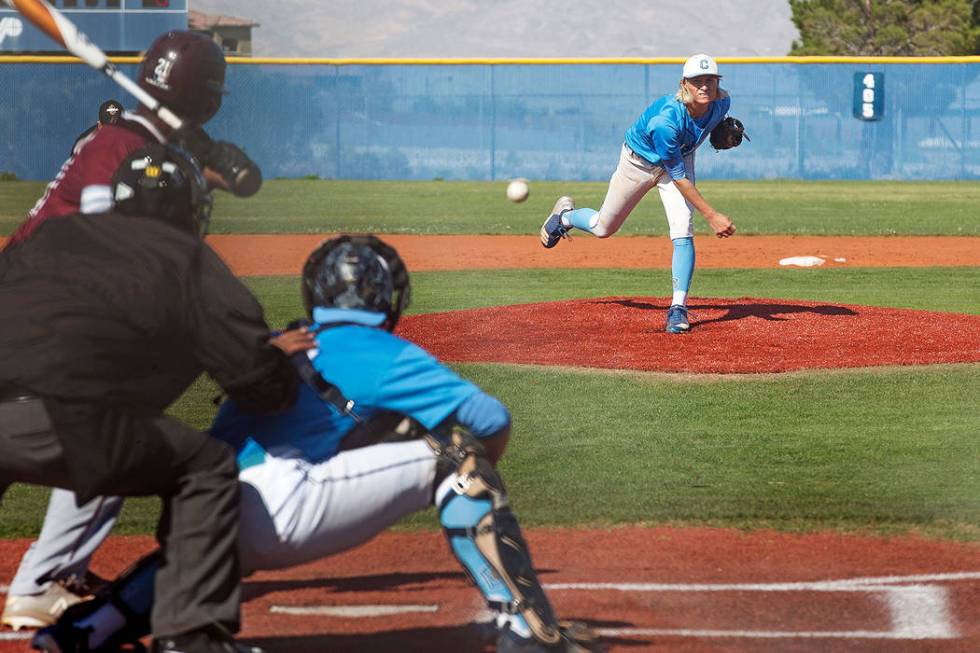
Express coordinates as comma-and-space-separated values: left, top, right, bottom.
709, 116, 750, 150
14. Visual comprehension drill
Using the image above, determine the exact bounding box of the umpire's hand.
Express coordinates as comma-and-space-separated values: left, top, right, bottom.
269, 326, 316, 356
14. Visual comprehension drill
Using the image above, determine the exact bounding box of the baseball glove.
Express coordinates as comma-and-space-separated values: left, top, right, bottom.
206, 141, 263, 198
169, 126, 212, 167
709, 116, 750, 150
170, 127, 263, 197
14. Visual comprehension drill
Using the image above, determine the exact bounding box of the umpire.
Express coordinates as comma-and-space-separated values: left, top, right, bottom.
0, 144, 299, 653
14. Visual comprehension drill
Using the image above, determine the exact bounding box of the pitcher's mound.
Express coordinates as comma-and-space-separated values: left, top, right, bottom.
397, 297, 980, 373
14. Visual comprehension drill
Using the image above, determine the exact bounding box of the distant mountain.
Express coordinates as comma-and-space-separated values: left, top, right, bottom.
192, 0, 798, 58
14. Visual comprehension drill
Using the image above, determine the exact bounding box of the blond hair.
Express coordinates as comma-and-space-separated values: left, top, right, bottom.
675, 79, 729, 105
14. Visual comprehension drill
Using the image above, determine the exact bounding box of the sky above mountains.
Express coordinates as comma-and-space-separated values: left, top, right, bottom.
193, 0, 799, 58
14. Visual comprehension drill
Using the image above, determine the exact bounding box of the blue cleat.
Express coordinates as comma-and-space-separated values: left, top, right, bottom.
539, 196, 575, 248
665, 304, 690, 334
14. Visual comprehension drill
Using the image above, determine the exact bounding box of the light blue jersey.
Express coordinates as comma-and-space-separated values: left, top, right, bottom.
624, 93, 731, 180
211, 309, 509, 468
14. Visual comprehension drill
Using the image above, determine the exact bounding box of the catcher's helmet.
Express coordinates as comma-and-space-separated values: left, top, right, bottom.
111, 143, 213, 235
302, 235, 411, 331
137, 30, 226, 125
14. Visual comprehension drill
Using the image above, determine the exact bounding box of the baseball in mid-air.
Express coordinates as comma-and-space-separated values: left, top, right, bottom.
506, 178, 530, 203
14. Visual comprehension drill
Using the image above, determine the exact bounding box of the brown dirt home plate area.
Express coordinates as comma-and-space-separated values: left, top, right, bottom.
1, 235, 978, 651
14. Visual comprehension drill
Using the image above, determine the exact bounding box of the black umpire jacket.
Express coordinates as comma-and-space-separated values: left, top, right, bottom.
0, 212, 297, 497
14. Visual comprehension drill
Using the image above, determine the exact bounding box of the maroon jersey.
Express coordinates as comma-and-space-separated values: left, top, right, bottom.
7, 112, 165, 246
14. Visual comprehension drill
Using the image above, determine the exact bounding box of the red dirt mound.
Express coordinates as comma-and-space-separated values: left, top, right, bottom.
397, 297, 980, 373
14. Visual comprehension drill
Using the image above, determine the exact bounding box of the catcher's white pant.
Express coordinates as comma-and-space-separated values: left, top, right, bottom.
10, 440, 438, 588
237, 439, 436, 573
591, 144, 696, 240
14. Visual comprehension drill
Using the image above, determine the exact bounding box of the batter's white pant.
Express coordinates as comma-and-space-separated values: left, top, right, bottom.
9, 491, 122, 596
9, 440, 438, 586
591, 144, 696, 241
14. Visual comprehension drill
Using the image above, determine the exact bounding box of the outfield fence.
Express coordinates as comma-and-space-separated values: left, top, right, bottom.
1, 57, 978, 181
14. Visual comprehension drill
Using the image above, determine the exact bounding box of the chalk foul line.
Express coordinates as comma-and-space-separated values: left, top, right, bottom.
546, 572, 979, 640
544, 570, 980, 592
593, 628, 950, 640
270, 604, 438, 617
595, 585, 957, 640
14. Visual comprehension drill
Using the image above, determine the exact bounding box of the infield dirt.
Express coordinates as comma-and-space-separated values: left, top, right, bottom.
0, 233, 977, 652
203, 234, 980, 275
2, 531, 979, 652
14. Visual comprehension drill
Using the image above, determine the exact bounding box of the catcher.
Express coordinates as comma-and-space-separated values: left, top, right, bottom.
30, 235, 601, 653
539, 53, 748, 334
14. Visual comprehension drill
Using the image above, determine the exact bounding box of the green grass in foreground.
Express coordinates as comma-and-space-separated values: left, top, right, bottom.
1, 266, 977, 539
426, 362, 980, 539
3, 179, 980, 236
2, 365, 976, 540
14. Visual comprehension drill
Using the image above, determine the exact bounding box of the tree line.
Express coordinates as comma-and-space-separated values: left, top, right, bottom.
789, 0, 980, 55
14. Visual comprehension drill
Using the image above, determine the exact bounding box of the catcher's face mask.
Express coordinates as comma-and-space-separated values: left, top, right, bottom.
302, 235, 411, 332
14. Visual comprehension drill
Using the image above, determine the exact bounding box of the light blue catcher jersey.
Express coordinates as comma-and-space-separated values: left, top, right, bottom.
623, 93, 731, 181
210, 309, 482, 468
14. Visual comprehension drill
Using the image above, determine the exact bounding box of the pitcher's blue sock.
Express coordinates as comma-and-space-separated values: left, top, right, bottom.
671, 237, 695, 305
565, 208, 598, 233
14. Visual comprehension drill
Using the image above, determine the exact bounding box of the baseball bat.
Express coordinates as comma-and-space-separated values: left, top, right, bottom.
2, 0, 183, 129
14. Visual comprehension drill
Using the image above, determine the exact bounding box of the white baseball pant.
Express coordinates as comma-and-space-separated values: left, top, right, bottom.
591, 144, 696, 240
7, 440, 438, 586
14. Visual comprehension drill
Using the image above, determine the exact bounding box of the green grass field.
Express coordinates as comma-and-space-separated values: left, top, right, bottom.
1, 180, 978, 541
3, 179, 980, 236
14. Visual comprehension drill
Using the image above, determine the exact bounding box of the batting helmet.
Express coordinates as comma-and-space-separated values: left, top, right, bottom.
302, 235, 411, 331
111, 143, 213, 235
137, 30, 226, 125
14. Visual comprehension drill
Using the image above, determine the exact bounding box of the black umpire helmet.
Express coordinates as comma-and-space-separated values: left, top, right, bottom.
137, 30, 226, 125
111, 143, 213, 235
302, 235, 411, 332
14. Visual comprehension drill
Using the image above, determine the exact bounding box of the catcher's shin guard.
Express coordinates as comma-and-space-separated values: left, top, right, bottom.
428, 430, 563, 648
